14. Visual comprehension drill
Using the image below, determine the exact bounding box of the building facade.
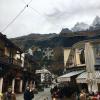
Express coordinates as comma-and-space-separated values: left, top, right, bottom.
35, 68, 52, 85
0, 33, 36, 93
63, 39, 100, 92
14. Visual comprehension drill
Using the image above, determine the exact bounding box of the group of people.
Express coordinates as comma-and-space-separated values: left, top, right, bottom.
50, 83, 100, 100
87, 91, 100, 100
0, 83, 35, 100
50, 83, 79, 100
79, 90, 100, 100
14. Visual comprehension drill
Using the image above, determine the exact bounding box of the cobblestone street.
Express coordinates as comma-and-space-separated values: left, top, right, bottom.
16, 88, 51, 100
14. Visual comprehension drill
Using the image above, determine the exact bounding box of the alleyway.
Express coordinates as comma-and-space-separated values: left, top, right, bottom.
16, 88, 51, 100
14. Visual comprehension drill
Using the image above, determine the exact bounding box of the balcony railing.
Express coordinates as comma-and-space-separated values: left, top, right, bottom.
0, 55, 22, 66
65, 62, 86, 72
65, 66, 86, 73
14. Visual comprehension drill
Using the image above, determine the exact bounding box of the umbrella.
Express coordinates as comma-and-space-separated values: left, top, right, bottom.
85, 42, 98, 92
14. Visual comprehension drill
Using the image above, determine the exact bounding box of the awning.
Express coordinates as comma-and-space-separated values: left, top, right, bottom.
76, 71, 100, 83
35, 69, 51, 74
57, 70, 84, 82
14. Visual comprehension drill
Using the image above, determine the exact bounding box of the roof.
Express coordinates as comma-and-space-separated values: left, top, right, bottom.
64, 34, 100, 48
0, 32, 23, 53
63, 35, 88, 47
36, 68, 51, 74
76, 71, 100, 83
57, 70, 84, 82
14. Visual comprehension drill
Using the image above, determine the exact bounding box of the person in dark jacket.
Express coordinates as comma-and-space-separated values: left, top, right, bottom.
24, 87, 34, 100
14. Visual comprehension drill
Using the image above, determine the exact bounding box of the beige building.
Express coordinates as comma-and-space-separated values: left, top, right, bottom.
60, 39, 100, 92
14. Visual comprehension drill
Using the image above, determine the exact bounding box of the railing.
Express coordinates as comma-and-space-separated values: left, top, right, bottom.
65, 64, 86, 73
66, 62, 86, 68
77, 64, 86, 67
0, 55, 22, 66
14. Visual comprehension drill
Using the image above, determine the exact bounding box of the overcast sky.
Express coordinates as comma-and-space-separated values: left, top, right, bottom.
0, 0, 100, 38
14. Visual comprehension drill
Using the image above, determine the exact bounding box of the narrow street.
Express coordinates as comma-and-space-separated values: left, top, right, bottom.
16, 88, 52, 100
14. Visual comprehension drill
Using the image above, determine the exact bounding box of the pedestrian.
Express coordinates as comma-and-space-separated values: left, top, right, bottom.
3, 87, 16, 100
97, 92, 100, 100
24, 86, 34, 100
29, 81, 35, 99
80, 90, 86, 100
50, 87, 53, 95
0, 92, 3, 100
30, 88, 34, 99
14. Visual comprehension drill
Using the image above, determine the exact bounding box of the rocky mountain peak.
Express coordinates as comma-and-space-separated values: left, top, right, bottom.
72, 22, 89, 32
92, 16, 100, 26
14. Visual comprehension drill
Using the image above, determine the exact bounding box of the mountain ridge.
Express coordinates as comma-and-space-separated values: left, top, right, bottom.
61, 16, 100, 33
10, 16, 100, 75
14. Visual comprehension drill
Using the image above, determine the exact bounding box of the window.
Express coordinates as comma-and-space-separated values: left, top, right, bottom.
79, 48, 85, 64
80, 49, 85, 64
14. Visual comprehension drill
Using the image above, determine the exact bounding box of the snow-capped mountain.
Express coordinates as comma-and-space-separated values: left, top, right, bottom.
60, 28, 72, 33
72, 22, 89, 32
61, 16, 100, 32
89, 16, 100, 30
92, 16, 100, 26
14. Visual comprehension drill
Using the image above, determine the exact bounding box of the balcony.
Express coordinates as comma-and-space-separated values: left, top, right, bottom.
13, 58, 22, 66
65, 63, 86, 73
0, 55, 22, 66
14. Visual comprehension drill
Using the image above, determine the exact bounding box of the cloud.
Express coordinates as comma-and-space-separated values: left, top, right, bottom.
43, 0, 100, 28
0, 0, 100, 38
44, 0, 100, 20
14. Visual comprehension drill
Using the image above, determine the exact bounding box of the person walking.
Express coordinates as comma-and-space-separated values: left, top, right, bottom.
24, 86, 34, 100
80, 90, 86, 100
0, 92, 3, 100
3, 87, 16, 100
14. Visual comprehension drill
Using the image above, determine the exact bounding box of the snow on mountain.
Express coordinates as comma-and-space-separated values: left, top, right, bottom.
90, 16, 100, 30
92, 16, 100, 26
72, 22, 89, 32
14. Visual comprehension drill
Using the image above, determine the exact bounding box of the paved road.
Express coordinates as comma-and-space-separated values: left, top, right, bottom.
16, 88, 52, 100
